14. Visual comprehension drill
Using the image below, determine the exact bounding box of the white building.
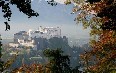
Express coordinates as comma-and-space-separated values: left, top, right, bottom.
9, 43, 19, 48
11, 26, 61, 49
9, 39, 35, 48
14, 31, 29, 43
30, 26, 61, 39
18, 39, 35, 48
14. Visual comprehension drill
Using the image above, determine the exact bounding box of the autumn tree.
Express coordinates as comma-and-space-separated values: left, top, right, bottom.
11, 63, 44, 73
63, 0, 116, 72
0, 0, 115, 72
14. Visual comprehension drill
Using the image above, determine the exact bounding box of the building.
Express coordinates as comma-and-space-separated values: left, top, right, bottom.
17, 39, 35, 48
9, 43, 19, 48
31, 26, 61, 39
14, 31, 29, 43
10, 26, 61, 49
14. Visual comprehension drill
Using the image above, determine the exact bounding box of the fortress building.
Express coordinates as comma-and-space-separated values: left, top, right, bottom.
10, 26, 61, 49
30, 26, 61, 39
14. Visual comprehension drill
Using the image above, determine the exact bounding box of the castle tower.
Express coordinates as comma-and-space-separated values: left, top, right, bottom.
28, 29, 32, 37
39, 26, 43, 32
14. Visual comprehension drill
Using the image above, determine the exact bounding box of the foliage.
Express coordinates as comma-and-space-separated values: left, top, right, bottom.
11, 63, 44, 73
1, 0, 115, 72
0, 0, 39, 71
43, 48, 71, 73
63, 0, 116, 72
47, 0, 57, 6
0, 35, 4, 72
11, 48, 82, 73
0, 0, 39, 27
0, 35, 18, 72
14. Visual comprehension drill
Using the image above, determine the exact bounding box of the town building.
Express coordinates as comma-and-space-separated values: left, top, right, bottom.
14, 31, 29, 43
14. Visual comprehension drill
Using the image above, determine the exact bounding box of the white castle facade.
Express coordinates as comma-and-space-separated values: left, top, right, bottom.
9, 26, 61, 48
29, 26, 61, 39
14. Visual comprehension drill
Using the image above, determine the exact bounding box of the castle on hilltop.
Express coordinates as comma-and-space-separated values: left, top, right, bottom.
30, 26, 61, 39
9, 26, 62, 49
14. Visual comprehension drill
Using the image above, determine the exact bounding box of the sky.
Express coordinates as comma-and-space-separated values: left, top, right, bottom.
0, 0, 90, 39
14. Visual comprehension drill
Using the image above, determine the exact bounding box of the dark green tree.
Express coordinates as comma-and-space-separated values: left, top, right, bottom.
0, 0, 39, 27
43, 49, 71, 73
0, 35, 4, 72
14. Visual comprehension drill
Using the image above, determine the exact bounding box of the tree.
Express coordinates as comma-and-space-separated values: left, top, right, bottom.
0, 0, 115, 72
43, 48, 71, 73
0, 0, 39, 29
0, 0, 39, 72
45, 0, 116, 72
63, 0, 116, 72
11, 63, 44, 73
0, 35, 18, 72
0, 35, 4, 72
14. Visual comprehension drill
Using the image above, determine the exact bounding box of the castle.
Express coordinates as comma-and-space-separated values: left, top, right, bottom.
9, 26, 61, 49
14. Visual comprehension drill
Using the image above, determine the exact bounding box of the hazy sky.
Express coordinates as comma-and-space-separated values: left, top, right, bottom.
0, 0, 90, 39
